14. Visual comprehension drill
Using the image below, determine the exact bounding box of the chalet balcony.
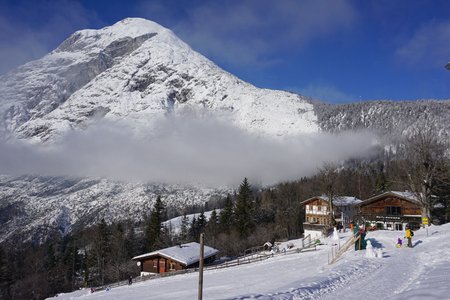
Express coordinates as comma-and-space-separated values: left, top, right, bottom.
305, 209, 329, 215
303, 223, 333, 236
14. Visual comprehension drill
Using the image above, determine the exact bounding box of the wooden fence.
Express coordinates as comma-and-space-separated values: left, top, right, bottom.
328, 234, 360, 264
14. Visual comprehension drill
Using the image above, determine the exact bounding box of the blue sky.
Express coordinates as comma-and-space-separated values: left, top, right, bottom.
0, 0, 449, 103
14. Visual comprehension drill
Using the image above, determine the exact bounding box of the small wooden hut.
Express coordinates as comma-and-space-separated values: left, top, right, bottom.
132, 242, 218, 276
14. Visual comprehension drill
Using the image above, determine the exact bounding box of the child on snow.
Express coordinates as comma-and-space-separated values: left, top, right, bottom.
405, 226, 413, 248
396, 238, 403, 248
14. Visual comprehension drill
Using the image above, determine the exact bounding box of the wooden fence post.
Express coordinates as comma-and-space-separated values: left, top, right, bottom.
198, 233, 205, 300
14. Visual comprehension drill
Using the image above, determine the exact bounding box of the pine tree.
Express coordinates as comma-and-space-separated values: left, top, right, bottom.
219, 194, 234, 233
197, 211, 207, 234
110, 223, 127, 282
234, 178, 255, 237
145, 196, 165, 251
189, 216, 198, 240
93, 218, 110, 285
205, 209, 219, 247
125, 224, 140, 258
375, 162, 389, 193
179, 211, 189, 243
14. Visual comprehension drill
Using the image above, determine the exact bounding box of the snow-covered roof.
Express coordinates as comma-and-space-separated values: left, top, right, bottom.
132, 242, 219, 266
390, 191, 419, 202
302, 195, 361, 206
332, 196, 362, 206
360, 191, 420, 206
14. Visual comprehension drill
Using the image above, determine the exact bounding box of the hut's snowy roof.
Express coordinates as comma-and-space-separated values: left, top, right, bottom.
332, 196, 362, 206
132, 242, 219, 266
390, 191, 419, 201
360, 191, 420, 206
302, 195, 361, 206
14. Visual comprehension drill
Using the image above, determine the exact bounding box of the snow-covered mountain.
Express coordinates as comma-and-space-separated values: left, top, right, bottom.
314, 100, 450, 139
0, 18, 448, 244
0, 18, 318, 143
0, 175, 229, 243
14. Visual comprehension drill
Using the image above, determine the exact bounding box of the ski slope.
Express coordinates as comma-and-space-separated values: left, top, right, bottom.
49, 223, 450, 299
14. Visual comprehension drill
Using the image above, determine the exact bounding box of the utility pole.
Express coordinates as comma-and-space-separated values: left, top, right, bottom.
198, 233, 205, 300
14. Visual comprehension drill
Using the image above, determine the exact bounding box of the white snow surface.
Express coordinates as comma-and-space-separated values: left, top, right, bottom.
132, 242, 219, 266
162, 210, 217, 235
390, 191, 419, 202
313, 195, 362, 206
49, 223, 450, 300
332, 196, 362, 206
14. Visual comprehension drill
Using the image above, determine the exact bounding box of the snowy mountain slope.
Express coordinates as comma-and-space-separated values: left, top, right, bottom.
162, 210, 217, 235
49, 223, 450, 300
315, 100, 450, 139
0, 18, 318, 142
0, 175, 229, 244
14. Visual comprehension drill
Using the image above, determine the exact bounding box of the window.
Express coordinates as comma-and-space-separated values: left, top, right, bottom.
318, 206, 322, 211
386, 206, 401, 215
169, 262, 176, 270
395, 223, 403, 231
306, 205, 309, 210
153, 260, 158, 268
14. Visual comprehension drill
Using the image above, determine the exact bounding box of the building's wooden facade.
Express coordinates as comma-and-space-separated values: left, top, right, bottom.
354, 191, 422, 230
304, 197, 332, 226
141, 256, 185, 274
301, 196, 334, 239
301, 196, 361, 238
137, 253, 217, 274
132, 242, 219, 276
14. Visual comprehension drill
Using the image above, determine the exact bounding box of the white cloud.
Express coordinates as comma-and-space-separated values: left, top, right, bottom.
0, 0, 101, 75
396, 20, 450, 69
0, 116, 378, 187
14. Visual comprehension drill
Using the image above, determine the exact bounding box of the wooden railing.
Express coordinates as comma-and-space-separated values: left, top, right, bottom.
328, 234, 360, 265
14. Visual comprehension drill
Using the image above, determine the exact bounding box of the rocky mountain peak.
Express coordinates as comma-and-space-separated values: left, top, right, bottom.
55, 18, 172, 54
0, 18, 317, 142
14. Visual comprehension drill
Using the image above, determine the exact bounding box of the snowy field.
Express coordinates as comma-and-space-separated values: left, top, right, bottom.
49, 223, 450, 299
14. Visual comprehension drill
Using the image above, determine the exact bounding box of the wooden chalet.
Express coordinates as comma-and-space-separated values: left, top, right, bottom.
354, 191, 422, 231
301, 195, 361, 239
132, 242, 219, 276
